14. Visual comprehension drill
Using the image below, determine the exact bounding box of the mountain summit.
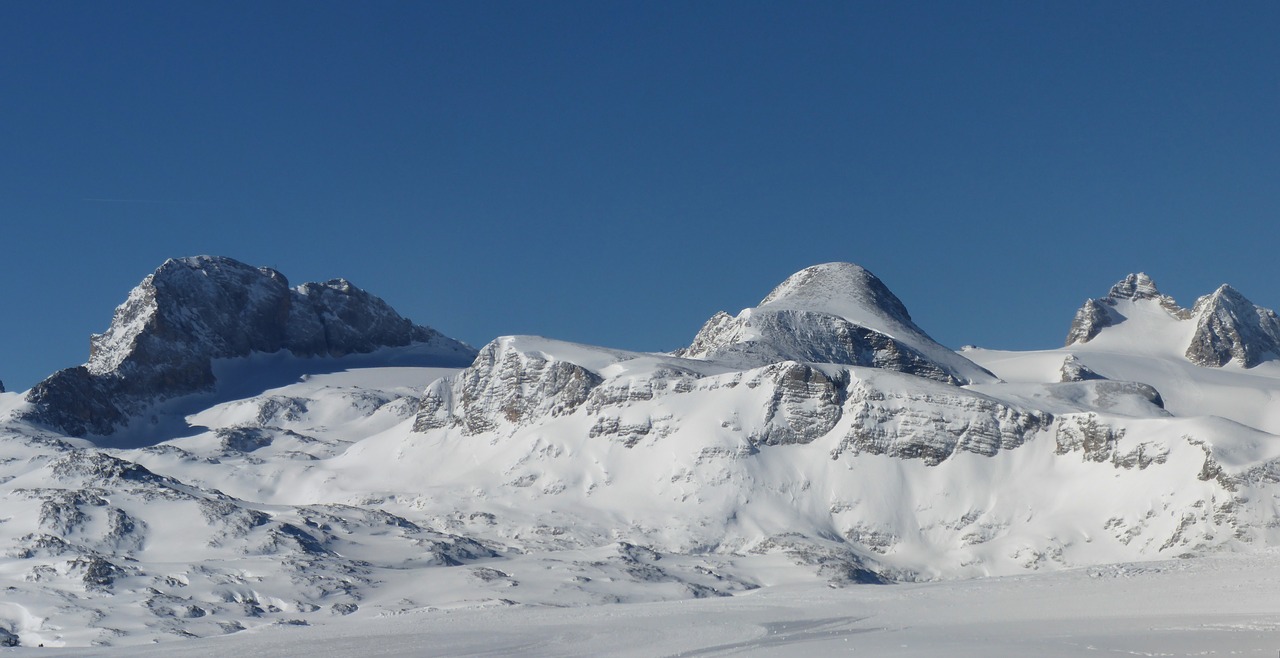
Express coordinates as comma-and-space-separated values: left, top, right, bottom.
1065, 272, 1188, 346
5, 259, 1280, 647
24, 256, 474, 436
1066, 273, 1280, 368
678, 263, 996, 384
1186, 284, 1280, 367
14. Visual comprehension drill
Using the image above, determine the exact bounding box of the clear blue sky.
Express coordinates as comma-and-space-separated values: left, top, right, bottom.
2, 1, 1277, 390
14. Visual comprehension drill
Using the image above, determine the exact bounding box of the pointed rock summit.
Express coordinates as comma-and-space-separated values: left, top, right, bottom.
1107, 273, 1164, 302
678, 263, 996, 384
25, 256, 474, 436
1067, 273, 1280, 369
1186, 285, 1280, 367
1059, 354, 1103, 382
1066, 273, 1187, 346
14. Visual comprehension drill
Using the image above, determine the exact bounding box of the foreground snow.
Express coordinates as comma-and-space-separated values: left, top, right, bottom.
31, 550, 1280, 657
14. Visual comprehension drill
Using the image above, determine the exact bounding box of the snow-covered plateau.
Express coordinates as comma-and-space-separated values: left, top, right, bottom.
3, 257, 1280, 655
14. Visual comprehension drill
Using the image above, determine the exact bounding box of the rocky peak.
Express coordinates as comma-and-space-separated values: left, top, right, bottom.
87, 256, 294, 377
678, 263, 996, 385
1059, 355, 1103, 382
25, 256, 474, 437
1107, 273, 1161, 301
290, 278, 440, 357
1064, 299, 1115, 346
1066, 273, 1280, 369
1066, 273, 1187, 346
1186, 285, 1280, 367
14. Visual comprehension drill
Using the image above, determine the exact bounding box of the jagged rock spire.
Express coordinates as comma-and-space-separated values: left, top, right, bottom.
1186, 285, 1280, 367
1108, 273, 1163, 301
1067, 273, 1280, 369
1066, 273, 1187, 346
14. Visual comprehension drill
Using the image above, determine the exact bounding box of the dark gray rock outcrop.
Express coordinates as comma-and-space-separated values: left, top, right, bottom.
1064, 298, 1115, 345
1185, 285, 1280, 367
1060, 355, 1103, 382
25, 256, 474, 436
1108, 273, 1166, 303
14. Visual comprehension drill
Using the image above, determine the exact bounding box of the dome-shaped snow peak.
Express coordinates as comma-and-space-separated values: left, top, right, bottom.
757, 262, 914, 329
679, 263, 996, 385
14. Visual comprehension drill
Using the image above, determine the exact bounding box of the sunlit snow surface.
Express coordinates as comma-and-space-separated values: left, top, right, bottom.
36, 551, 1280, 657
5, 297, 1280, 652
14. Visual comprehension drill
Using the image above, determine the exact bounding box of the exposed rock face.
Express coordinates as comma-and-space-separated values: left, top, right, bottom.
417, 334, 1049, 467
1054, 413, 1169, 469
1067, 273, 1280, 368
678, 263, 996, 385
830, 376, 1054, 465
685, 309, 964, 383
1186, 285, 1280, 368
1066, 273, 1187, 346
1060, 355, 1103, 382
415, 337, 605, 435
1065, 299, 1114, 345
25, 256, 474, 436
290, 279, 445, 357
1108, 273, 1164, 302
750, 362, 846, 446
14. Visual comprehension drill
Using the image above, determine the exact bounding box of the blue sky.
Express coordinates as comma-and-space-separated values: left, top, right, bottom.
1, 1, 1277, 390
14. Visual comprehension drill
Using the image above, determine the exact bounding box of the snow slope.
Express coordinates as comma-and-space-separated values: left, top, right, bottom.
2, 262, 1280, 650
34, 551, 1280, 658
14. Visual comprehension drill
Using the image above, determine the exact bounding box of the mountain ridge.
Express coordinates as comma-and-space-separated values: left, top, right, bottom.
21, 256, 475, 437
1067, 272, 1280, 368
3, 258, 1280, 648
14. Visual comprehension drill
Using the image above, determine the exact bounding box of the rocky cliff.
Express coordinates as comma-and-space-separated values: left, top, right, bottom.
1185, 285, 1280, 367
24, 256, 474, 436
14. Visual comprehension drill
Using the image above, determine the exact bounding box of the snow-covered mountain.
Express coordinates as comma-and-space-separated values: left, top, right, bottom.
21, 256, 475, 438
1065, 271, 1280, 368
2, 259, 1280, 649
678, 262, 997, 384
